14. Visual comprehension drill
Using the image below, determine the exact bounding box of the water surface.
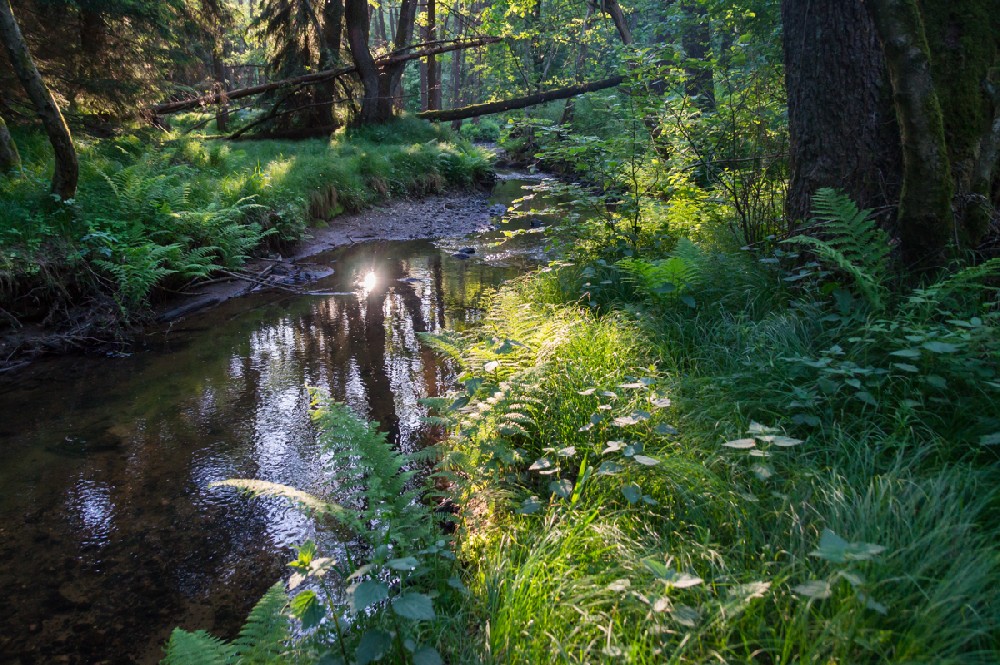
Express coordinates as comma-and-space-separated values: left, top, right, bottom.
0, 179, 551, 664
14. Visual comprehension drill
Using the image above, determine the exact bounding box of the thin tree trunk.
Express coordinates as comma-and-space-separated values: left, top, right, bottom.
0, 0, 77, 199
600, 0, 632, 45
212, 47, 229, 132
426, 0, 440, 110
377, 0, 418, 120
0, 113, 19, 172
866, 0, 953, 268
345, 0, 380, 123
560, 0, 595, 125
417, 75, 624, 121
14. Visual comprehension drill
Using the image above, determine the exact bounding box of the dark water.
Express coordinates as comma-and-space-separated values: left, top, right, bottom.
0, 179, 551, 664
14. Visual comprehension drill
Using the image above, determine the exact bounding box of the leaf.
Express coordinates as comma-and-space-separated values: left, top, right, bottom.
387, 556, 420, 571
889, 348, 921, 359
680, 295, 696, 308
613, 410, 651, 426
632, 455, 659, 466
892, 362, 919, 373
351, 580, 389, 612
621, 484, 642, 504
858, 591, 888, 615
556, 446, 577, 457
751, 464, 773, 481
723, 438, 756, 449
578, 388, 596, 396
517, 496, 542, 514
392, 593, 435, 621
650, 397, 672, 408
794, 580, 832, 600
412, 647, 444, 665
549, 479, 574, 498
484, 361, 500, 372
979, 433, 1000, 446
618, 382, 646, 389
766, 435, 804, 447
747, 421, 779, 434
922, 341, 959, 354
290, 590, 324, 629
529, 457, 553, 471
602, 440, 626, 454
596, 461, 623, 475
607, 578, 631, 592
670, 604, 700, 627
810, 528, 885, 563
655, 423, 679, 436
356, 630, 392, 665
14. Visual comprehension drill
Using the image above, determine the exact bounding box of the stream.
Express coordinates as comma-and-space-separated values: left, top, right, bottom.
0, 178, 555, 664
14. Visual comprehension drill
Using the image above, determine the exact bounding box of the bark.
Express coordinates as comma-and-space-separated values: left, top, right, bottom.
416, 75, 624, 122
866, 0, 954, 268
378, 0, 418, 119
317, 0, 345, 126
345, 0, 380, 124
0, 112, 19, 172
0, 0, 77, 199
783, 0, 901, 228
425, 0, 439, 110
600, 0, 632, 45
211, 47, 229, 132
151, 38, 500, 116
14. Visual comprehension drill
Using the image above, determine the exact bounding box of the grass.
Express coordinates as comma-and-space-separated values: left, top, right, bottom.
0, 116, 491, 350
427, 206, 1000, 663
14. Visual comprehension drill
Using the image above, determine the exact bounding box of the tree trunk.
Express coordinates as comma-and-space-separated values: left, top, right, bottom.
345, 0, 380, 123
376, 0, 418, 120
416, 76, 624, 122
0, 0, 77, 199
600, 0, 632, 45
866, 0, 954, 268
0, 113, 19, 172
317, 0, 345, 126
425, 0, 440, 111
783, 0, 901, 229
212, 47, 230, 132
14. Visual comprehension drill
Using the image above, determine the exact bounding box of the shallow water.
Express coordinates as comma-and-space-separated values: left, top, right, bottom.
0, 179, 552, 664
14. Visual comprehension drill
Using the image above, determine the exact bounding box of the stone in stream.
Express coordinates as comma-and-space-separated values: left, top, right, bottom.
451, 252, 471, 260
458, 247, 476, 254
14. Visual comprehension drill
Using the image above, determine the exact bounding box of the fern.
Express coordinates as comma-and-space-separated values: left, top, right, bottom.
783, 188, 890, 311
904, 257, 1000, 320
162, 628, 235, 665
232, 582, 290, 664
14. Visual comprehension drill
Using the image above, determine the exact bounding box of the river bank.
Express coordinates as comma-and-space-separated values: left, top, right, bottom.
0, 119, 494, 372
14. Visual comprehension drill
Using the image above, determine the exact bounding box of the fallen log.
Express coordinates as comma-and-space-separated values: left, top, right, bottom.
415, 76, 625, 122
152, 36, 502, 115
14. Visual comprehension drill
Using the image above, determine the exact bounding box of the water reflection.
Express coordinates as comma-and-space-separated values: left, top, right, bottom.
0, 240, 530, 665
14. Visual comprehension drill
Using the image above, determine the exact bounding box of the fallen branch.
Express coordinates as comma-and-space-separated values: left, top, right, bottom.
152, 36, 502, 115
415, 76, 624, 122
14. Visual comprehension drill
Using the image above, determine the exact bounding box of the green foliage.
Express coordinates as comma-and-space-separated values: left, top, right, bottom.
784, 188, 891, 311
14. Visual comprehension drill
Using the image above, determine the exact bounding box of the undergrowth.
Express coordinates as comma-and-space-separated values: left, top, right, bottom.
422, 188, 1000, 663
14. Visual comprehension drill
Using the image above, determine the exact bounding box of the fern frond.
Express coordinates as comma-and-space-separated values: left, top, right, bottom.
210, 479, 350, 523
162, 628, 235, 665
232, 581, 290, 664
784, 188, 890, 310
905, 257, 1000, 319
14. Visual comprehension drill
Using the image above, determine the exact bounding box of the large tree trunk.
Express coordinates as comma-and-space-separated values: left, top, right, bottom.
0, 113, 19, 172
783, 0, 901, 228
317, 0, 345, 126
0, 0, 77, 200
866, 0, 954, 269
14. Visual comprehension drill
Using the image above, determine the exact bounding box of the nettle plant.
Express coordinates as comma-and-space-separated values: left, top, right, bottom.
164, 392, 460, 665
